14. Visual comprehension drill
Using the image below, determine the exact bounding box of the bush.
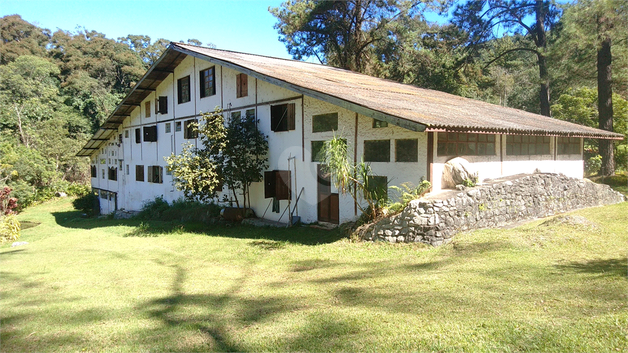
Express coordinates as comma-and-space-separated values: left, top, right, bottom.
1, 186, 18, 215
67, 183, 91, 197
138, 197, 222, 222
0, 214, 21, 243
585, 155, 602, 176
72, 192, 99, 216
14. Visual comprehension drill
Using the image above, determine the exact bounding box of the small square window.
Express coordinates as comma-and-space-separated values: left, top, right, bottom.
312, 113, 338, 133
373, 119, 388, 128
364, 140, 390, 162
165, 123, 171, 133
175, 121, 182, 132
395, 139, 418, 162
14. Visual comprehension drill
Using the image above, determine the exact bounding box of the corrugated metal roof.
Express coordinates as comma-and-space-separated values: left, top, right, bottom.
78, 42, 623, 157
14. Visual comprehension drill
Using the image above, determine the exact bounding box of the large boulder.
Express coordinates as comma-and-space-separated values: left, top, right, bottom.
442, 157, 478, 189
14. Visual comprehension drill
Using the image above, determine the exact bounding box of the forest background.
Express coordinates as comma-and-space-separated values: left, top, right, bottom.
0, 0, 626, 211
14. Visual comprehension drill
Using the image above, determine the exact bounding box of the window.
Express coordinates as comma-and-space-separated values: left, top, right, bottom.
125, 130, 129, 138
90, 165, 97, 178
165, 123, 171, 133
506, 135, 550, 155
437, 132, 496, 156
231, 111, 241, 121
184, 119, 198, 139
236, 73, 248, 98
177, 76, 191, 104
100, 190, 107, 200
135, 128, 141, 143
365, 176, 387, 200
557, 137, 580, 155
175, 121, 182, 132
311, 141, 325, 162
373, 119, 388, 128
145, 101, 151, 117
143, 125, 157, 142
118, 134, 123, 144
364, 140, 390, 162
136, 165, 144, 182
158, 96, 168, 114
108, 167, 117, 181
271, 103, 295, 132
395, 139, 418, 162
200, 67, 216, 98
264, 170, 291, 200
246, 109, 255, 120
312, 113, 338, 133
126, 164, 129, 175
147, 166, 163, 184
102, 169, 105, 179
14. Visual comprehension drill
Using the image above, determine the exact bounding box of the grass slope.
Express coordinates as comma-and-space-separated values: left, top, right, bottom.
1, 198, 627, 352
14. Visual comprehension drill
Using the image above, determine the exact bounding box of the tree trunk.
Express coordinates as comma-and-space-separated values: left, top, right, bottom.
597, 36, 614, 176
535, 0, 551, 116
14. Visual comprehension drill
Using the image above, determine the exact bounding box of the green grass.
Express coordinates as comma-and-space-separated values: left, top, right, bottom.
2, 198, 627, 352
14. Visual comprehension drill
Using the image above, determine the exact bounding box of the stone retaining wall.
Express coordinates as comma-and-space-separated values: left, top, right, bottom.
359, 173, 625, 246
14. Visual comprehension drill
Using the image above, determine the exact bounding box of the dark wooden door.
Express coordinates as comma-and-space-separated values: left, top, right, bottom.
317, 165, 339, 224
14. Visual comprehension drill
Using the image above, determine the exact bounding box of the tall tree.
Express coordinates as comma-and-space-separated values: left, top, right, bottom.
556, 0, 628, 175
0, 15, 51, 64
453, 0, 561, 116
271, 0, 427, 73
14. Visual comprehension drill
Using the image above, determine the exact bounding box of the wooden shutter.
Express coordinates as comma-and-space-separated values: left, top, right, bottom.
240, 74, 247, 97
287, 103, 295, 131
136, 165, 144, 182
275, 170, 291, 200
135, 128, 141, 143
158, 166, 163, 183
147, 166, 153, 183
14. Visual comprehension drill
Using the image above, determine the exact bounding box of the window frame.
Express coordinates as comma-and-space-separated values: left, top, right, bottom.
135, 128, 141, 144
177, 76, 191, 104
312, 112, 338, 133
364, 139, 391, 162
236, 73, 248, 98
395, 139, 419, 162
270, 103, 296, 132
183, 119, 198, 139
437, 132, 496, 157
506, 135, 550, 156
144, 101, 151, 118
147, 165, 163, 184
557, 137, 580, 155
372, 119, 388, 128
199, 67, 216, 98
136, 165, 145, 182
143, 125, 157, 142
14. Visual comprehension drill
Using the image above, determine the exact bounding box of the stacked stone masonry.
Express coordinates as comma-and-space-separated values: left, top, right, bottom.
360, 173, 625, 246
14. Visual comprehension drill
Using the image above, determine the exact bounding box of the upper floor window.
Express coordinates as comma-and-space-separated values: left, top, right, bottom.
178, 76, 191, 104
437, 132, 496, 156
136, 165, 145, 182
506, 135, 550, 155
157, 96, 168, 114
557, 137, 580, 155
108, 167, 117, 181
364, 140, 391, 162
135, 128, 141, 144
271, 103, 295, 132
200, 67, 216, 98
90, 165, 97, 178
236, 73, 248, 98
312, 113, 338, 133
145, 101, 151, 118
373, 119, 388, 128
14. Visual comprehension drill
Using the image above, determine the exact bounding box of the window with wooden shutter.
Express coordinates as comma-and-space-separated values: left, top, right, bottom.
271, 103, 296, 132
158, 96, 168, 114
145, 101, 151, 117
264, 170, 291, 200
108, 167, 118, 181
135, 128, 141, 143
183, 119, 198, 139
236, 73, 248, 98
143, 125, 157, 142
136, 165, 144, 182
177, 76, 191, 104
90, 165, 97, 178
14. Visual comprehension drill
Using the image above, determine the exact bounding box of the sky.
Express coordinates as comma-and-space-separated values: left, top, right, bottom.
1, 0, 294, 59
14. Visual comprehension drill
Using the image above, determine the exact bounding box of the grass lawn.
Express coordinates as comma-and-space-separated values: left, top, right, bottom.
1, 198, 627, 352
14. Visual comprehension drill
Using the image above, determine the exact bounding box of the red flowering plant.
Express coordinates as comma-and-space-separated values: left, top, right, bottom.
0, 187, 18, 215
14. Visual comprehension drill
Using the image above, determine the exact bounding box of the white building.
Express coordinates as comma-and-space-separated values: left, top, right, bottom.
78, 43, 623, 224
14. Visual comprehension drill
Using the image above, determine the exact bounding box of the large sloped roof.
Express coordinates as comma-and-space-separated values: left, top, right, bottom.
78, 42, 623, 156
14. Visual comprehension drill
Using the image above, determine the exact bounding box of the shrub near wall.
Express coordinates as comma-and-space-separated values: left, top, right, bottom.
359, 173, 625, 246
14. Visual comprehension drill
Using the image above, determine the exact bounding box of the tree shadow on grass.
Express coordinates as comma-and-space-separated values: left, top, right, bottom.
51, 210, 347, 245
555, 257, 628, 278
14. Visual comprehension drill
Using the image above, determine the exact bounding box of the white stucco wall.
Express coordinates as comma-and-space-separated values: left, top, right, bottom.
88, 55, 585, 222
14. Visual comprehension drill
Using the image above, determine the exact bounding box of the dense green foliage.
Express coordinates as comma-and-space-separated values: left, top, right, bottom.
0, 15, 207, 209
137, 196, 222, 222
